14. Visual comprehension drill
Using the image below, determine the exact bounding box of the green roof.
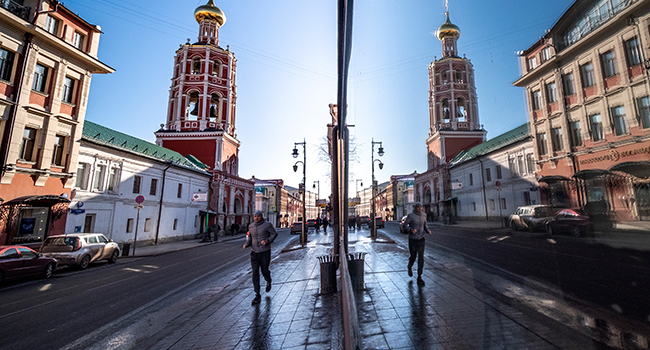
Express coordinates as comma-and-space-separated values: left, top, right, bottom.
82, 120, 209, 173
449, 123, 530, 167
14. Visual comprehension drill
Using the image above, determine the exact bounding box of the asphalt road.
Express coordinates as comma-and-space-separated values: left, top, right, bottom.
0, 229, 296, 350
382, 221, 650, 328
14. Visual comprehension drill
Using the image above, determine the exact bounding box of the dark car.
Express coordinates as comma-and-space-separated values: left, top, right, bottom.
508, 205, 555, 232
399, 216, 408, 233
546, 208, 615, 237
357, 216, 370, 226
373, 216, 385, 228
290, 222, 303, 234
0, 245, 57, 285
306, 219, 317, 228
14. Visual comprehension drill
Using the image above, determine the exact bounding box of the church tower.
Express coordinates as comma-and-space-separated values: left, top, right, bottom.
155, 1, 253, 231
415, 10, 486, 217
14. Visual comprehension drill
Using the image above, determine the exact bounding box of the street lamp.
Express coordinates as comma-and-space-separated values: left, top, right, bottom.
371, 139, 384, 240
355, 179, 363, 196
313, 180, 320, 199
292, 139, 307, 246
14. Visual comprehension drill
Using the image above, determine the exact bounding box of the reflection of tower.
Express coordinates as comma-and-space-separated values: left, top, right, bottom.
426, 12, 485, 170
155, 1, 253, 231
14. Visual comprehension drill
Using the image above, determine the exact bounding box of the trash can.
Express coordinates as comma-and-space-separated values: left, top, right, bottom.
347, 252, 367, 291
318, 255, 338, 294
122, 243, 131, 257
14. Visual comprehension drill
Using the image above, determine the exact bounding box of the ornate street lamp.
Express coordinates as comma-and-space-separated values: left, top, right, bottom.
292, 139, 307, 246
371, 139, 384, 240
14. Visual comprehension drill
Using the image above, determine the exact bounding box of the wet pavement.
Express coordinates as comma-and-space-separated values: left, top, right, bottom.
127, 224, 626, 350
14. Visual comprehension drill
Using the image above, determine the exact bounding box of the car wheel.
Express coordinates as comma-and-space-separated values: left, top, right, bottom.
546, 224, 553, 236
41, 263, 54, 279
571, 225, 583, 238
527, 222, 535, 232
108, 249, 119, 264
79, 255, 91, 270
0, 271, 4, 285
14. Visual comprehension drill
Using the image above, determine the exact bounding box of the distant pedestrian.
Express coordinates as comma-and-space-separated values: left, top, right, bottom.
322, 217, 329, 232
404, 203, 431, 286
316, 217, 321, 233
231, 223, 240, 236
208, 223, 218, 242
243, 211, 278, 305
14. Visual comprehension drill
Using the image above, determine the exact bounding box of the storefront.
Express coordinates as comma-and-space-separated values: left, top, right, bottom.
0, 195, 70, 248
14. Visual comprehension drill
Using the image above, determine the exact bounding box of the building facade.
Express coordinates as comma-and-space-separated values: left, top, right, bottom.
154, 1, 254, 232
514, 0, 650, 221
414, 11, 486, 219
68, 121, 211, 246
0, 0, 112, 246
386, 173, 417, 220
251, 178, 304, 228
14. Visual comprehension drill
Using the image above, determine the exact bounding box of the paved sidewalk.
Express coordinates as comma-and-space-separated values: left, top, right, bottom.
130, 226, 608, 350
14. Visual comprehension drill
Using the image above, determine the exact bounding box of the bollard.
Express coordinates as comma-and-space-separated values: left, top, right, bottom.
347, 252, 367, 291
121, 243, 131, 257
318, 255, 339, 294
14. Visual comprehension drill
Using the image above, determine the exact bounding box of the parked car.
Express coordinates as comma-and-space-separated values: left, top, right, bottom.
546, 208, 616, 237
306, 219, 317, 228
0, 245, 57, 285
508, 205, 555, 232
40, 233, 120, 269
290, 222, 303, 234
399, 216, 408, 233
373, 216, 385, 228
357, 216, 370, 226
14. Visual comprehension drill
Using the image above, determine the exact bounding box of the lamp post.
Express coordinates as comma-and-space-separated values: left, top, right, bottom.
371, 139, 384, 240
313, 180, 320, 199
355, 179, 363, 197
293, 139, 307, 246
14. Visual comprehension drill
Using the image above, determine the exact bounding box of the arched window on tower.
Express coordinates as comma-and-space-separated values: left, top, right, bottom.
457, 97, 466, 122
210, 93, 220, 121
441, 70, 447, 84
442, 99, 450, 122
212, 61, 220, 76
186, 91, 199, 120
456, 69, 463, 83
192, 57, 201, 74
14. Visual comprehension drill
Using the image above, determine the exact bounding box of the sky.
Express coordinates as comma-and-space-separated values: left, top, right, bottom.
65, 0, 575, 198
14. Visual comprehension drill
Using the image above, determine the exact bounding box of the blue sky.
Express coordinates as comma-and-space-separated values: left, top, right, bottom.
66, 0, 573, 196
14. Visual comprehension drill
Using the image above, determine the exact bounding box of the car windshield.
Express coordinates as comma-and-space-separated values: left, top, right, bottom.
534, 207, 554, 217
43, 237, 77, 247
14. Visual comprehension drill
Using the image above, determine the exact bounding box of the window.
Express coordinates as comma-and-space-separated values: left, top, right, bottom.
32, 64, 48, 93
581, 62, 595, 88
546, 82, 557, 103
72, 31, 85, 50
210, 93, 220, 120
62, 77, 75, 104
76, 162, 88, 189
485, 168, 492, 182
472, 202, 476, 211
527, 56, 538, 70
469, 173, 473, 186
126, 218, 134, 233
590, 114, 604, 141
457, 98, 466, 121
496, 165, 502, 179
45, 15, 59, 35
19, 127, 37, 161
108, 167, 118, 192
562, 73, 575, 96
133, 176, 142, 193
51, 135, 65, 166
537, 133, 547, 155
509, 158, 516, 175
626, 37, 641, 66
526, 154, 535, 173
518, 155, 525, 174
601, 51, 618, 78
192, 57, 201, 74
150, 179, 158, 196
93, 165, 105, 191
455, 69, 462, 82
212, 61, 220, 76
0, 48, 15, 82
637, 96, 650, 129
173, 219, 178, 230
442, 99, 450, 120
551, 127, 563, 152
441, 70, 447, 83
611, 106, 629, 136
489, 199, 496, 210
186, 91, 199, 119
177, 183, 183, 198
532, 90, 543, 110
144, 218, 152, 232
501, 198, 507, 210
541, 47, 552, 61
524, 192, 531, 205
570, 121, 582, 147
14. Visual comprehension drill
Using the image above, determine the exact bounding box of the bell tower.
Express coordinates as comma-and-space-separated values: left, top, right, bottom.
426, 11, 485, 170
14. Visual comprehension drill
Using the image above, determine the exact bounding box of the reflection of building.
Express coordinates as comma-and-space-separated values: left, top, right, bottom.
0, 1, 113, 246
154, 1, 254, 231
358, 182, 388, 218
414, 10, 486, 219
514, 0, 650, 220
449, 123, 541, 220
386, 173, 417, 220
69, 121, 211, 245
286, 185, 316, 221
251, 178, 303, 228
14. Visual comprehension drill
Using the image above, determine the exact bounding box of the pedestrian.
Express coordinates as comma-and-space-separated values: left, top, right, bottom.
404, 202, 431, 286
243, 211, 278, 305
322, 217, 329, 232
316, 217, 321, 233
208, 223, 218, 242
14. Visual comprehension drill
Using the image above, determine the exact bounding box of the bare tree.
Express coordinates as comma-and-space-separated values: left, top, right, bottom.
316, 134, 362, 180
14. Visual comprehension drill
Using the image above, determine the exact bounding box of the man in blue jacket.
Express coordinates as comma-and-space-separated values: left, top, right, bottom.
243, 211, 278, 304
404, 202, 431, 286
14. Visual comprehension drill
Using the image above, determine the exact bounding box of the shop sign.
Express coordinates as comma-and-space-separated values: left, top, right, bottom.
579, 146, 650, 165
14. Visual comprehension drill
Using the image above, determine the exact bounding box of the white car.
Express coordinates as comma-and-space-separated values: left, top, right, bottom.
40, 233, 120, 269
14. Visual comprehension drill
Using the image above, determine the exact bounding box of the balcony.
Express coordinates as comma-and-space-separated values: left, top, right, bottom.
1, 0, 31, 21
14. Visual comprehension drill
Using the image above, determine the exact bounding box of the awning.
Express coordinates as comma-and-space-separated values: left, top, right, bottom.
610, 161, 650, 179
538, 175, 572, 184
199, 209, 218, 215
573, 169, 612, 180
442, 197, 458, 203
1, 195, 70, 206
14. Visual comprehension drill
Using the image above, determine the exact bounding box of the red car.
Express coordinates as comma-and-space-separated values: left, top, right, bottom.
0, 245, 57, 285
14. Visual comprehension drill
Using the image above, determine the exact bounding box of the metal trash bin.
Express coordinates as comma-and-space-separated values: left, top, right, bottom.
318, 255, 338, 294
347, 252, 367, 291
122, 243, 131, 257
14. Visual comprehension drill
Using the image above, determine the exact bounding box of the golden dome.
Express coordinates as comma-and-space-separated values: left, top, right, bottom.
194, 0, 226, 26
437, 12, 460, 41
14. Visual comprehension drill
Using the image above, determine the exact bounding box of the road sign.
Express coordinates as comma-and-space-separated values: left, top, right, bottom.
135, 195, 145, 204
495, 181, 501, 187
134, 204, 144, 210
70, 209, 85, 215
191, 192, 207, 202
